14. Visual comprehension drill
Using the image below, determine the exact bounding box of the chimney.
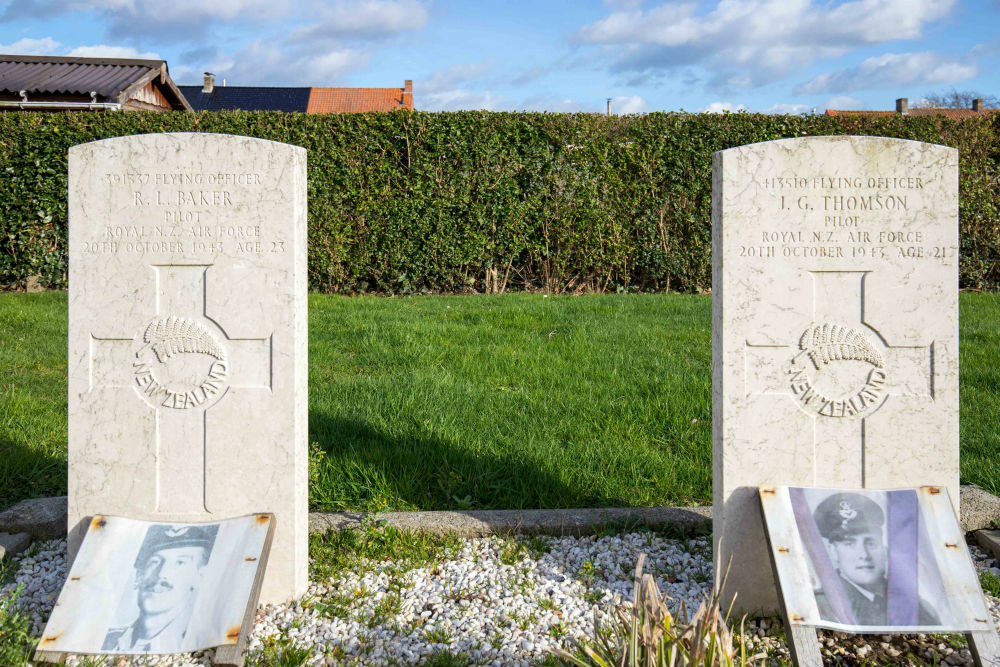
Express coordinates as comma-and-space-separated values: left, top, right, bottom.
402, 79, 412, 109
203, 73, 215, 94
895, 97, 908, 114
973, 98, 983, 113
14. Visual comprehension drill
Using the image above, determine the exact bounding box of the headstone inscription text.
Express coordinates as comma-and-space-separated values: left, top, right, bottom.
68, 133, 307, 603
712, 136, 958, 613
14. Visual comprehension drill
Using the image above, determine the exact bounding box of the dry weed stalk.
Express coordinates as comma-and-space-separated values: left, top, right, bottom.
553, 553, 765, 667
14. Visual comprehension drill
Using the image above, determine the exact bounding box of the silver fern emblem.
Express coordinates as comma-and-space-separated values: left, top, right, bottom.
799, 323, 884, 369
143, 316, 225, 362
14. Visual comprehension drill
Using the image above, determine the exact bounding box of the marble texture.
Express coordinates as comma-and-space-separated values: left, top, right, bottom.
67, 133, 307, 603
711, 136, 959, 614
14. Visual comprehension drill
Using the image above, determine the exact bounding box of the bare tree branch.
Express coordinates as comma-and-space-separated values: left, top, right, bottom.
915, 88, 999, 109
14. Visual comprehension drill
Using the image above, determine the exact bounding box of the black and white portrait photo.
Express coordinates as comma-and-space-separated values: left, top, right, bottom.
761, 485, 993, 634
799, 489, 944, 627
102, 523, 220, 652
37, 514, 273, 655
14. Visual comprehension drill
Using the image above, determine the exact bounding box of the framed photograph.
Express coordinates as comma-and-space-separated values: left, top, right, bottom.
759, 486, 993, 634
36, 513, 274, 657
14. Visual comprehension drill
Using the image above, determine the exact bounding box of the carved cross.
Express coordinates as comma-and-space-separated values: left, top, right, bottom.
88, 264, 272, 514
743, 270, 934, 486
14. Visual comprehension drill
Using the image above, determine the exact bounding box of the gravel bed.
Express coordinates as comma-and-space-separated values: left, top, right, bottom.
3, 532, 1000, 666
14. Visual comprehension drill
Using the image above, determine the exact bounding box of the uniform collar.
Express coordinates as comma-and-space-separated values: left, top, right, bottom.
840, 574, 885, 602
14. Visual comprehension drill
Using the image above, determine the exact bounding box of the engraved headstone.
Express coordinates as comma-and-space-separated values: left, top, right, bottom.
712, 136, 958, 613
68, 133, 307, 603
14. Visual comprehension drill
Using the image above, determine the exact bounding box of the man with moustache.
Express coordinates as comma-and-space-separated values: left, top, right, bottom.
813, 492, 938, 626
102, 524, 219, 653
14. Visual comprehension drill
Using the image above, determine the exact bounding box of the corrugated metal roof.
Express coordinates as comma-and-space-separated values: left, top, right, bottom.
177, 86, 312, 112
0, 55, 164, 100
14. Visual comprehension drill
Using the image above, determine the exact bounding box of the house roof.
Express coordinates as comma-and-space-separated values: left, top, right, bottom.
826, 108, 997, 118
0, 54, 190, 109
177, 85, 312, 112
307, 86, 411, 113
177, 80, 413, 113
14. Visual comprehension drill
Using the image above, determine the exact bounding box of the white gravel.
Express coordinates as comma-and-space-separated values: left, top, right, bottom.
3, 531, 1000, 666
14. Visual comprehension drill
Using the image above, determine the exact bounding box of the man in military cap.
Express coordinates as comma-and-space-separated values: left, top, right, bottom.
813, 492, 938, 626
102, 523, 219, 653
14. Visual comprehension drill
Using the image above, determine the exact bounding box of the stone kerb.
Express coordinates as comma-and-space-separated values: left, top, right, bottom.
712, 136, 959, 614
67, 133, 308, 603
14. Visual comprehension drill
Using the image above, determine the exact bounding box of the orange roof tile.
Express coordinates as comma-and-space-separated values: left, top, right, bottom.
825, 109, 894, 117
907, 107, 998, 118
826, 107, 997, 118
307, 81, 412, 113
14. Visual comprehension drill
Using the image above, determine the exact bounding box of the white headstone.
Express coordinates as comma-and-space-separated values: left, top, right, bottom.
67, 133, 308, 603
712, 136, 958, 613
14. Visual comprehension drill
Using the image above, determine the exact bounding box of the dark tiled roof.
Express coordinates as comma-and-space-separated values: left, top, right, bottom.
307, 86, 410, 113
0, 54, 165, 99
178, 86, 312, 112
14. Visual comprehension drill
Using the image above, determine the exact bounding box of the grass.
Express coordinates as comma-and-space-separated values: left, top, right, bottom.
249, 635, 313, 667
958, 291, 1000, 496
0, 586, 34, 667
309, 521, 463, 582
0, 292, 67, 506
980, 570, 1000, 597
1, 291, 998, 511
422, 648, 469, 667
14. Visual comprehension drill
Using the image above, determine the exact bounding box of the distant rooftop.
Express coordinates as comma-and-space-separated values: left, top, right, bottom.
177, 85, 311, 112
826, 97, 997, 119
308, 81, 412, 113
0, 54, 191, 110
180, 75, 413, 113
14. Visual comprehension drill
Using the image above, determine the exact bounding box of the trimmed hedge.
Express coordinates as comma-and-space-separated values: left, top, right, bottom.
1, 110, 998, 293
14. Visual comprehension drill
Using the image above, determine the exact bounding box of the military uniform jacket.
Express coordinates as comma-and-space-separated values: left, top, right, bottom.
815, 574, 941, 626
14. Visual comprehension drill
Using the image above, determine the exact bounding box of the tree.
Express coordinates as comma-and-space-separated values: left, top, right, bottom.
917, 88, 999, 109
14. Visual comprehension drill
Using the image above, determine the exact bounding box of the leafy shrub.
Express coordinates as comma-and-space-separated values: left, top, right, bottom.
0, 110, 997, 293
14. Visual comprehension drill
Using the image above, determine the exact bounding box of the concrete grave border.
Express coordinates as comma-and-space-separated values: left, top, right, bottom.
2, 484, 998, 555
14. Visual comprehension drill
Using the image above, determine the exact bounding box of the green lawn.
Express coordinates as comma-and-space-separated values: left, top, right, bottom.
1, 292, 997, 511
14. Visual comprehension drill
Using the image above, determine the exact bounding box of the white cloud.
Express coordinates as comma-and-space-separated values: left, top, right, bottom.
825, 95, 864, 110
0, 0, 291, 39
0, 37, 61, 54
701, 101, 745, 113
66, 45, 160, 59
417, 88, 505, 111
215, 40, 371, 85
512, 94, 590, 112
419, 61, 494, 94
413, 61, 506, 111
185, 0, 427, 85
796, 51, 978, 94
602, 0, 643, 9
763, 103, 810, 115
292, 0, 428, 42
611, 94, 649, 114
576, 3, 700, 45
131, 0, 282, 23
574, 0, 958, 87
298, 49, 371, 83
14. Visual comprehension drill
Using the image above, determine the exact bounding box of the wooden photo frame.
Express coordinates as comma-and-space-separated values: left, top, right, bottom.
34, 513, 275, 666
759, 485, 1000, 667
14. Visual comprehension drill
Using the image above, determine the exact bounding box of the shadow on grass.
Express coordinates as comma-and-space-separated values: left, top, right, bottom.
309, 413, 624, 513
0, 433, 66, 510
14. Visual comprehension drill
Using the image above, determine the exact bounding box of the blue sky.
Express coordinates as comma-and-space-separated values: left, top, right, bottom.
1, 0, 998, 113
